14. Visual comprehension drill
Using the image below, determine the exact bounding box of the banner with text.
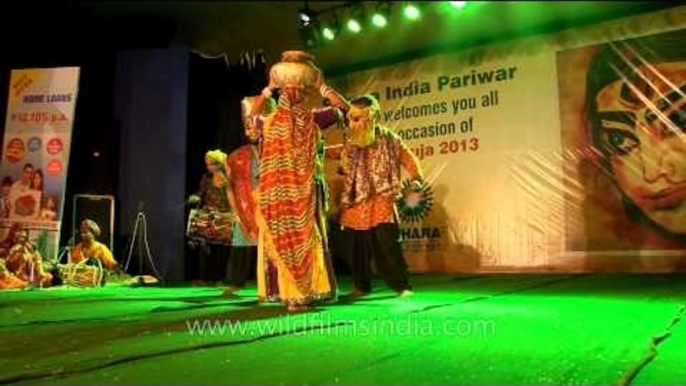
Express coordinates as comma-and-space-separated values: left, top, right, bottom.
325, 8, 686, 272
0, 67, 80, 261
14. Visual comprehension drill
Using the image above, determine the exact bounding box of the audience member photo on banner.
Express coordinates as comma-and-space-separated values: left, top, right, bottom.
559, 28, 686, 252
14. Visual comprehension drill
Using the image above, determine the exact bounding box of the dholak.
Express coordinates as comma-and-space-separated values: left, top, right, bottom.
59, 262, 105, 287
186, 209, 234, 246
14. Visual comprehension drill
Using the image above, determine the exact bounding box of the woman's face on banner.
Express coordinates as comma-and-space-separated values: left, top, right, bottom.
33, 173, 42, 190
595, 62, 686, 234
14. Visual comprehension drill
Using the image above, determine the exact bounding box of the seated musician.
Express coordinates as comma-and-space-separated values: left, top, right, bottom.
72, 219, 119, 271
0, 258, 27, 289
4, 225, 53, 287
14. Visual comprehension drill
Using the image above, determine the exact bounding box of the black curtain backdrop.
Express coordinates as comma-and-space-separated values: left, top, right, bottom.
0, 3, 175, 264
184, 50, 269, 280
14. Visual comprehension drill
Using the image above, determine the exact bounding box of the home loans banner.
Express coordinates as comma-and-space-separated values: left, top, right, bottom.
0, 67, 80, 260
325, 6, 686, 272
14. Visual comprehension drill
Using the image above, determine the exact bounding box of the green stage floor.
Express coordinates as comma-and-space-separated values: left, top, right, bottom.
0, 274, 685, 385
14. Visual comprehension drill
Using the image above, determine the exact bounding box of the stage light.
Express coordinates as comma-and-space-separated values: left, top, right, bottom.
449, 1, 467, 9
298, 8, 315, 27
371, 2, 391, 28
371, 13, 387, 27
299, 13, 311, 25
297, 6, 320, 48
320, 14, 340, 42
403, 4, 421, 20
347, 19, 362, 33
322, 27, 336, 40
299, 19, 321, 49
345, 2, 365, 33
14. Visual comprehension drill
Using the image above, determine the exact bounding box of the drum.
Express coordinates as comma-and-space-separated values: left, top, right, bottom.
58, 262, 105, 287
186, 209, 235, 246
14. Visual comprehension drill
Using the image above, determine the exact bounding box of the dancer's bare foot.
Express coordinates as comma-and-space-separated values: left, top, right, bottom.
398, 289, 414, 298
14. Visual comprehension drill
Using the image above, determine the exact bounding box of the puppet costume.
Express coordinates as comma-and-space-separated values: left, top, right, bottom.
327, 96, 423, 296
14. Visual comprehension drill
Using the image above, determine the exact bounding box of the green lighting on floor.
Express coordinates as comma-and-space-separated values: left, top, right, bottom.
449, 1, 467, 9
372, 13, 388, 27
322, 27, 336, 40
347, 19, 362, 33
404, 4, 421, 20
3, 275, 686, 384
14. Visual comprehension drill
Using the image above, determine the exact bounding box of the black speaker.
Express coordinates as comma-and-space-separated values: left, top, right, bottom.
72, 194, 114, 250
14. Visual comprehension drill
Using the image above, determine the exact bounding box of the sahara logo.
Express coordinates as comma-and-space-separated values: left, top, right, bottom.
396, 179, 434, 223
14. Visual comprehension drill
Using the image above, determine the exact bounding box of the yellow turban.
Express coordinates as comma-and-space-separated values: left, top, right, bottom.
205, 150, 227, 165
80, 219, 101, 236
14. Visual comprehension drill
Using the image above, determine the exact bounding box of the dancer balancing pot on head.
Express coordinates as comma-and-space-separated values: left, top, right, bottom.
325, 94, 424, 298
248, 50, 349, 311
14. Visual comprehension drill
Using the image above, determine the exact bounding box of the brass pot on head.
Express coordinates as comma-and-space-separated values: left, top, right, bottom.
269, 51, 320, 103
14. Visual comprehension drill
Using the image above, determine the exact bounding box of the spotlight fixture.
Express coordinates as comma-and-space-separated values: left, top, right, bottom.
298, 7, 316, 27
371, 2, 391, 28
347, 19, 362, 33
371, 14, 387, 27
322, 27, 336, 40
321, 14, 340, 41
297, 3, 320, 49
403, 3, 421, 20
299, 19, 321, 49
346, 2, 365, 33
297, 1, 450, 47
449, 1, 467, 9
